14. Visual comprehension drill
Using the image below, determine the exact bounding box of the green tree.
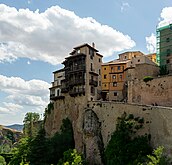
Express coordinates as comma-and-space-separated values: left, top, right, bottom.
23, 112, 40, 137
8, 137, 30, 165
144, 146, 170, 165
104, 112, 152, 165
47, 118, 75, 165
0, 155, 6, 165
58, 149, 83, 165
27, 128, 48, 165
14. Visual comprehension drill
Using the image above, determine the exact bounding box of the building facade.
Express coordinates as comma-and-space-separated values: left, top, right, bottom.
157, 24, 172, 73
49, 43, 103, 101
49, 69, 65, 101
101, 51, 158, 101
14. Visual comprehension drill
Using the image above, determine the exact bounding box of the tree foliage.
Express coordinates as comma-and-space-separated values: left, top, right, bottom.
58, 149, 83, 165
0, 155, 6, 165
23, 112, 40, 138
9, 117, 75, 165
104, 112, 152, 165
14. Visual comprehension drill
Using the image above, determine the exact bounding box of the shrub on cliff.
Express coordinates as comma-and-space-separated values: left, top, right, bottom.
104, 112, 152, 165
143, 76, 154, 82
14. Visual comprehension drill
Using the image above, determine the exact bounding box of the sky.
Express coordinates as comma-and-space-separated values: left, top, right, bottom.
0, 0, 172, 125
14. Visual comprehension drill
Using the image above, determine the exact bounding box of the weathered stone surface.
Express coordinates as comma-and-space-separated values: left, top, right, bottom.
128, 75, 172, 107
45, 98, 172, 162
83, 109, 104, 165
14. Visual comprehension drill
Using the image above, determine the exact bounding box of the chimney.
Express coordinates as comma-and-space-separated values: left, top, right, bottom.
92, 42, 95, 48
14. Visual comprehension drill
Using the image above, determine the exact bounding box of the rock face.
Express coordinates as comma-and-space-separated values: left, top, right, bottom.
128, 75, 172, 107
45, 99, 172, 163
83, 109, 104, 165
0, 125, 23, 152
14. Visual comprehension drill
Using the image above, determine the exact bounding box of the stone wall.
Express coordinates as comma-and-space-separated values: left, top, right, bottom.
128, 75, 172, 107
87, 101, 172, 157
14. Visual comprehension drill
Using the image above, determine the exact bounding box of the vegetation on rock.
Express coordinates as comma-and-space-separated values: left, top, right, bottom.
104, 112, 152, 165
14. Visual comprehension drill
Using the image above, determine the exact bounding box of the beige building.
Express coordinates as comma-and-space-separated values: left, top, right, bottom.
101, 51, 159, 101
49, 69, 65, 101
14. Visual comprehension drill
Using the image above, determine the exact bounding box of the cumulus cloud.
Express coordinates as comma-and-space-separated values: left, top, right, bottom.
146, 33, 156, 53
0, 4, 135, 65
146, 7, 172, 53
0, 102, 23, 114
0, 75, 50, 114
158, 7, 172, 28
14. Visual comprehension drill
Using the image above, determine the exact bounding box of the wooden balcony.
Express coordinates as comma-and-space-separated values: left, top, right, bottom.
50, 94, 65, 100
69, 88, 85, 97
89, 79, 98, 87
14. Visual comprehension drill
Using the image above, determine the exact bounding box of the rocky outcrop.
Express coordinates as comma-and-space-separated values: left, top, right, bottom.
83, 109, 104, 165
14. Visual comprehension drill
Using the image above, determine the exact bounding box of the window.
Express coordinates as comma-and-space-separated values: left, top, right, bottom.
91, 86, 95, 95
118, 66, 121, 70
166, 37, 170, 42
104, 74, 107, 79
120, 75, 122, 79
138, 59, 140, 62
99, 69, 101, 75
167, 59, 170, 64
104, 84, 107, 87
112, 75, 116, 79
124, 55, 127, 59
114, 92, 117, 96
167, 49, 170, 56
99, 58, 101, 62
104, 67, 106, 70
113, 82, 117, 87
91, 63, 93, 71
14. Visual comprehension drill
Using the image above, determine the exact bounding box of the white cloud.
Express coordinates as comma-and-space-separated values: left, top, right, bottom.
146, 33, 156, 53
0, 102, 23, 114
158, 7, 172, 28
146, 6, 172, 53
121, 2, 130, 12
0, 75, 50, 114
0, 4, 135, 65
27, 61, 31, 65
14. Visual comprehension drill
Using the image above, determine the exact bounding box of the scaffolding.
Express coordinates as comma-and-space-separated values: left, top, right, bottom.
156, 24, 172, 73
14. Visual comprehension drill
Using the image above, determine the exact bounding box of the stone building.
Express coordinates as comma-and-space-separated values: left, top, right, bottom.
49, 43, 103, 101
49, 69, 65, 101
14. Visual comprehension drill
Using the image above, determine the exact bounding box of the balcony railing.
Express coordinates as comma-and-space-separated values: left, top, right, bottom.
69, 88, 85, 97
69, 79, 85, 86
68, 65, 86, 72
50, 94, 65, 100
89, 79, 98, 87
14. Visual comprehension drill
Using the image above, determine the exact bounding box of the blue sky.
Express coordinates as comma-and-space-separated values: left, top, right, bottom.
0, 0, 172, 125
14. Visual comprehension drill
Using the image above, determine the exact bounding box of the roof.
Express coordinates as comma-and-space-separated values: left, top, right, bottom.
157, 23, 172, 31
118, 51, 144, 56
96, 52, 103, 57
102, 59, 130, 66
73, 43, 98, 52
65, 53, 86, 60
53, 68, 65, 73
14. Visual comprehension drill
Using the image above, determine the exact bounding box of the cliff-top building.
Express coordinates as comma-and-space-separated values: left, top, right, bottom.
157, 23, 172, 73
50, 43, 103, 101
101, 51, 144, 101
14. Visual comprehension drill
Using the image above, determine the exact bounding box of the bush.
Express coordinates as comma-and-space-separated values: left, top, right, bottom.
58, 149, 83, 165
0, 155, 6, 165
104, 112, 152, 165
143, 76, 154, 82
